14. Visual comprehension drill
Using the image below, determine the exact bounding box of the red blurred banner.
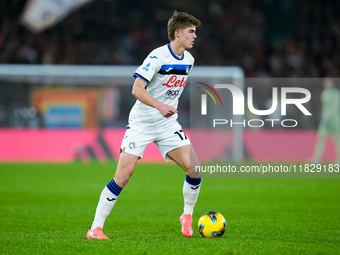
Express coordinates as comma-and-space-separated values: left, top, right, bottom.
0, 129, 163, 162
0, 129, 337, 163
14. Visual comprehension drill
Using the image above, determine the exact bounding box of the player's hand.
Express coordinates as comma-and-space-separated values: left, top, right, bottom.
156, 103, 178, 118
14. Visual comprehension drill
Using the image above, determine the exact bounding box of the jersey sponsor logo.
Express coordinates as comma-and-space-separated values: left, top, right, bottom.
164, 89, 179, 100
162, 75, 186, 88
143, 63, 150, 71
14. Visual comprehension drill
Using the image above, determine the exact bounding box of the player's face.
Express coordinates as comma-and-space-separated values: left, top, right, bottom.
178, 26, 197, 49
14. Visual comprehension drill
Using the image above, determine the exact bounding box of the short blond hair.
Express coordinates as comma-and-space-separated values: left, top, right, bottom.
167, 11, 201, 41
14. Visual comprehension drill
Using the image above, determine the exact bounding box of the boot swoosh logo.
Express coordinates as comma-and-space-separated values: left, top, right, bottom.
107, 197, 116, 201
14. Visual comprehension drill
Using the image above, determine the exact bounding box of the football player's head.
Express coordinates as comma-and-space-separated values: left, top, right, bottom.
167, 11, 201, 42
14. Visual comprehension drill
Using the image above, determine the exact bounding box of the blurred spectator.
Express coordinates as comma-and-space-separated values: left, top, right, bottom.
0, 0, 339, 78
0, 0, 339, 129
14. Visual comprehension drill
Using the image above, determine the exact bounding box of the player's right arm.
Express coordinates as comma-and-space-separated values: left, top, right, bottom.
132, 77, 177, 118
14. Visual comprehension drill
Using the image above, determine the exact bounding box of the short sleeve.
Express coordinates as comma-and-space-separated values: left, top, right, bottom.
134, 51, 162, 84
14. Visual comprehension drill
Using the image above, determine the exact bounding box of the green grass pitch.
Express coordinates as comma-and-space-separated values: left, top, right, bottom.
1, 162, 339, 255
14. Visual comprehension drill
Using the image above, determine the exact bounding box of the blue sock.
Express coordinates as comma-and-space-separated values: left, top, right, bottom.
185, 175, 201, 186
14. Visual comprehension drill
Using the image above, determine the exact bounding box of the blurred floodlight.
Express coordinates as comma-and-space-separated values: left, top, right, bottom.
20, 0, 93, 33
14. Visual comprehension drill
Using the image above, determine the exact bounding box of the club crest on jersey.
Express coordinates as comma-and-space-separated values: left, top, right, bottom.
143, 63, 150, 71
162, 75, 186, 88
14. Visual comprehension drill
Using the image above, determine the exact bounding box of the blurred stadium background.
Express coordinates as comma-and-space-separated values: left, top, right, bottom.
1, 3, 340, 254
0, 0, 339, 163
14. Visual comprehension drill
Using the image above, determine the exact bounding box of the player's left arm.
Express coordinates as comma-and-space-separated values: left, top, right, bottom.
132, 78, 178, 118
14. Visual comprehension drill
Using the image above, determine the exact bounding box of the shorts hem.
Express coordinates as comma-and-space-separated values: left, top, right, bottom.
162, 141, 191, 161
121, 147, 143, 159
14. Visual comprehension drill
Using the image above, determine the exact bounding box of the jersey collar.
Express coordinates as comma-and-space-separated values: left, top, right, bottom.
168, 43, 184, 60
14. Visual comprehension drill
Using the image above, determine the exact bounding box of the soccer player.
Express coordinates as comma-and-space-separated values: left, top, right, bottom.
87, 11, 201, 239
313, 77, 340, 163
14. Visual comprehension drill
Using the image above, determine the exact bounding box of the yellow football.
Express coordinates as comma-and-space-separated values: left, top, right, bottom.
198, 211, 226, 237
